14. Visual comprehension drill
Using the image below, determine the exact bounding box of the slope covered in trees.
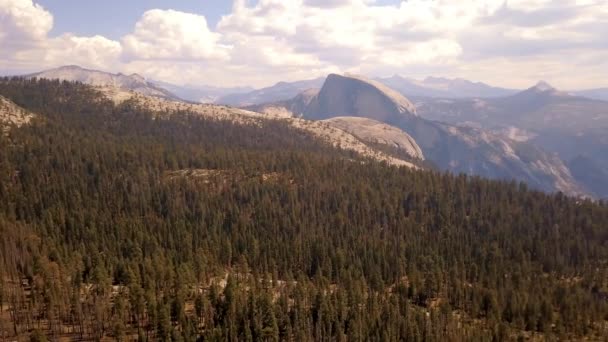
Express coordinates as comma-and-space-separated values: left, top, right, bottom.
0, 78, 607, 341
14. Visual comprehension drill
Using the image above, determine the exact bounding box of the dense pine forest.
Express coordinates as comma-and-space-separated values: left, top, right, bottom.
0, 78, 607, 341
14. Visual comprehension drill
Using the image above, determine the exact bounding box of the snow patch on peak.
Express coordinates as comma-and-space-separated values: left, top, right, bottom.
129, 73, 146, 82
532, 81, 555, 92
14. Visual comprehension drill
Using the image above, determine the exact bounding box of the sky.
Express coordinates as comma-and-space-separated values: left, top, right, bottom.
0, 0, 607, 89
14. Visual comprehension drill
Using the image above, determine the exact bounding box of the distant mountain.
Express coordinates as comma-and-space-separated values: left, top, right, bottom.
573, 88, 608, 102
257, 73, 585, 196
153, 80, 253, 103
224, 75, 518, 107
216, 77, 326, 106
377, 75, 518, 98
27, 65, 180, 100
305, 74, 418, 121
415, 81, 608, 199
417, 81, 608, 129
415, 81, 608, 157
244, 88, 319, 118
51, 75, 421, 168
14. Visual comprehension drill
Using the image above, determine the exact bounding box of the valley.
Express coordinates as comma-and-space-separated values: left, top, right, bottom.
1, 1, 607, 340
0, 67, 606, 341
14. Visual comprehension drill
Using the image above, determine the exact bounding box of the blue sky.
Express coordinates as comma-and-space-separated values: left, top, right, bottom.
37, 0, 235, 39
37, 0, 401, 39
1, 0, 607, 89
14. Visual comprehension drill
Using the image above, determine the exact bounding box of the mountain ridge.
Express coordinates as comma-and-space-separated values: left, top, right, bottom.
415, 82, 608, 198
27, 65, 181, 101
377, 75, 519, 98
216, 77, 326, 106
258, 73, 587, 196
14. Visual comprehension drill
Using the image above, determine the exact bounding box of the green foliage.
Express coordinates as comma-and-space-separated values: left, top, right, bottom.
0, 78, 607, 340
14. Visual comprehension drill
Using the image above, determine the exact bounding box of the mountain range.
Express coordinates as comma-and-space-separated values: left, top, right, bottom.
375, 75, 519, 98
3, 73, 607, 341
248, 73, 588, 196
414, 81, 608, 198
27, 65, 181, 101
216, 77, 326, 107
19, 66, 427, 168
574, 88, 608, 102
153, 80, 253, 103
213, 75, 518, 107
14, 65, 608, 198
26, 65, 608, 105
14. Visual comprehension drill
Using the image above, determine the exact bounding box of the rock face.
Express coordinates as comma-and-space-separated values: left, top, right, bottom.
296, 74, 586, 196
322, 116, 424, 161
27, 65, 179, 100
304, 74, 417, 122
0, 96, 35, 130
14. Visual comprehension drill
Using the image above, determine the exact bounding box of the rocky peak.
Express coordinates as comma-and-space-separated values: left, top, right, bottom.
531, 80, 556, 92
304, 73, 417, 121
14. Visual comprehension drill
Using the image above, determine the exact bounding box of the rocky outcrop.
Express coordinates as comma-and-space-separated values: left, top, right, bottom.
299, 74, 587, 196
0, 96, 35, 130
322, 116, 424, 161
304, 74, 417, 122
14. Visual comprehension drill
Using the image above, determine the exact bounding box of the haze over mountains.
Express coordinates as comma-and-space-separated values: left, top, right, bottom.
3, 75, 608, 341
217, 78, 326, 107
153, 80, 253, 103
4, 0, 608, 339
14, 65, 608, 198
18, 65, 425, 169
213, 76, 519, 107
234, 72, 608, 199
414, 81, 608, 198
212, 75, 608, 107
24, 65, 608, 105
254, 73, 588, 197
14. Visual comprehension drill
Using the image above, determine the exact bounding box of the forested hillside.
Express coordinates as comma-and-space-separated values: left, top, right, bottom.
0, 79, 607, 341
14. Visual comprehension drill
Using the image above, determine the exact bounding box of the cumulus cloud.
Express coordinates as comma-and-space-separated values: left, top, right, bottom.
122, 9, 230, 61
216, 0, 481, 72
0, 0, 52, 54
0, 0, 122, 71
45, 34, 122, 69
0, 0, 607, 89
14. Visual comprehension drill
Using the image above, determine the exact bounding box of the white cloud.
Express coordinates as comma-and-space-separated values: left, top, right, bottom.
0, 0, 607, 89
0, 0, 52, 55
122, 9, 230, 61
45, 34, 122, 69
0, 0, 122, 72
216, 0, 479, 75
